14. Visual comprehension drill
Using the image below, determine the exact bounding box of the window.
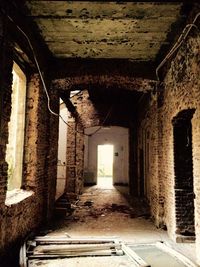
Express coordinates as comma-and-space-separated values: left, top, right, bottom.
6, 62, 26, 190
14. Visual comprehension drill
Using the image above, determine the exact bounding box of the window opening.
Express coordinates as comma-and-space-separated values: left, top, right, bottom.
6, 62, 26, 190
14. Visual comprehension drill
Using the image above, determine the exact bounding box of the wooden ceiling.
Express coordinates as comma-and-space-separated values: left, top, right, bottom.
24, 1, 186, 61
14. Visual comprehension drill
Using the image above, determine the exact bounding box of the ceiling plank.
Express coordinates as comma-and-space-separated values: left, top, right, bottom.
34, 17, 181, 33
25, 1, 182, 19
21, 0, 191, 61
44, 32, 167, 44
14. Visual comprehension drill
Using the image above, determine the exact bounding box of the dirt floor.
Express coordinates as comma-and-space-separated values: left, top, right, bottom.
50, 185, 160, 242
33, 184, 197, 266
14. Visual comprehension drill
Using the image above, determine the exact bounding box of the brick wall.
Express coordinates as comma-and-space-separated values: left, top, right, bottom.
65, 89, 136, 195
66, 90, 101, 195
137, 6, 200, 263
0, 16, 59, 264
137, 96, 161, 225
0, 21, 14, 257
161, 32, 200, 260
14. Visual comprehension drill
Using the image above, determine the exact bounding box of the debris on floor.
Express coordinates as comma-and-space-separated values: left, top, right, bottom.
54, 186, 150, 221
48, 185, 196, 265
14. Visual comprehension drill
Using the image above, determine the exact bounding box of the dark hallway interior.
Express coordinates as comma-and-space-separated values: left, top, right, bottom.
0, 0, 200, 266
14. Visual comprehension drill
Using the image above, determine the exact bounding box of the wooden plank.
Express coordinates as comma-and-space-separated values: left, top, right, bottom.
29, 250, 123, 258
122, 243, 150, 267
46, 40, 169, 46
48, 44, 166, 58
26, 2, 182, 19
33, 243, 121, 254
35, 236, 121, 243
43, 32, 168, 42
35, 17, 178, 34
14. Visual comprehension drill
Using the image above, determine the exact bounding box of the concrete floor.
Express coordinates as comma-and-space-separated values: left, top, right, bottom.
35, 184, 197, 266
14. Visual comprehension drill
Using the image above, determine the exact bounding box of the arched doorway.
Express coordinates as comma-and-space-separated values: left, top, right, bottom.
172, 109, 196, 241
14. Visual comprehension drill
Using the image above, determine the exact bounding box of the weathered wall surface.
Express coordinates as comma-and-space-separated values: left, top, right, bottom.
137, 96, 160, 224
65, 90, 101, 195
0, 16, 59, 264
161, 33, 200, 258
138, 9, 200, 263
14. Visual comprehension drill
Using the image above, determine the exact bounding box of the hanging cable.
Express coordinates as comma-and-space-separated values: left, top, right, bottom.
58, 104, 113, 137
6, 13, 113, 137
7, 14, 59, 117
156, 12, 200, 81
86, 105, 113, 137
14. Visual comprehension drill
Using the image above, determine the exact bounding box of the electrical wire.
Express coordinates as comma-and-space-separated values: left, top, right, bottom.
6, 13, 113, 137
156, 12, 200, 81
86, 105, 113, 137
7, 14, 59, 117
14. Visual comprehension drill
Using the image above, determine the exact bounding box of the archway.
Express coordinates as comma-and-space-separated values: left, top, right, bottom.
172, 109, 195, 240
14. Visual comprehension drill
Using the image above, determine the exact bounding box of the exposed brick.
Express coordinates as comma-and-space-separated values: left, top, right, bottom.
0, 18, 59, 257
137, 8, 200, 263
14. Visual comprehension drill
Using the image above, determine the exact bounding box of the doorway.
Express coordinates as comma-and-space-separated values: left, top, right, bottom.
56, 99, 68, 199
84, 126, 129, 186
172, 109, 195, 239
97, 144, 114, 187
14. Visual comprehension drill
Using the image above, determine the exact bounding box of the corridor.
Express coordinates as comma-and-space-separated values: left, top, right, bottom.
52, 185, 153, 241
1, 1, 200, 266
44, 185, 196, 264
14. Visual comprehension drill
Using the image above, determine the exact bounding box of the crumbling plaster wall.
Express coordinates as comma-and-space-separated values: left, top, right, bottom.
137, 8, 200, 263
0, 16, 59, 262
